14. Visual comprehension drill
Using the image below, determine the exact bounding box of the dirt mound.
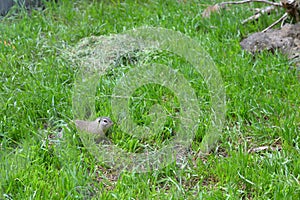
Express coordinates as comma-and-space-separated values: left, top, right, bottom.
240, 23, 300, 68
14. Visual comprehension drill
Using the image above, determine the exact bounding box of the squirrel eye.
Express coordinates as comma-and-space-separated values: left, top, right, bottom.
103, 119, 108, 123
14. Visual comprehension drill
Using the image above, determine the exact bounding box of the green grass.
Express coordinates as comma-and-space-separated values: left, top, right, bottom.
1, 0, 300, 199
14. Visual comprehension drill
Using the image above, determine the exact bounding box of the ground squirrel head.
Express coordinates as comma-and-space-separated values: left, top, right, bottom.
96, 117, 114, 133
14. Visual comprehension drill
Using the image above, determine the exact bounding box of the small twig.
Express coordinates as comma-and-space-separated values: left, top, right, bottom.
242, 5, 276, 24
281, 15, 287, 27
262, 12, 288, 32
202, 0, 282, 18
219, 0, 282, 7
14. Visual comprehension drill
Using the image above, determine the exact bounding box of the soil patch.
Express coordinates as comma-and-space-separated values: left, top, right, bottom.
240, 23, 300, 68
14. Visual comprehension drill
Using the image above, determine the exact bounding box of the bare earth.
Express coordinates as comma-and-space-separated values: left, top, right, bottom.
240, 23, 300, 69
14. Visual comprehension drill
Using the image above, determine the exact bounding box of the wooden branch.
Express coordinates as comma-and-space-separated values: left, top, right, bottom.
242, 5, 276, 24
219, 0, 282, 7
202, 0, 282, 18
262, 12, 288, 32
203, 0, 300, 32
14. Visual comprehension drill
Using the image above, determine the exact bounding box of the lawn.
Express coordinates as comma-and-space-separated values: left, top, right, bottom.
0, 0, 299, 199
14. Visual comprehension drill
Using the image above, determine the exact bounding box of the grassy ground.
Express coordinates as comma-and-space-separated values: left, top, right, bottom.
1, 0, 299, 199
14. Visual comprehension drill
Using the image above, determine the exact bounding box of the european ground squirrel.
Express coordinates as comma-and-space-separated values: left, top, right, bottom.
74, 117, 114, 137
